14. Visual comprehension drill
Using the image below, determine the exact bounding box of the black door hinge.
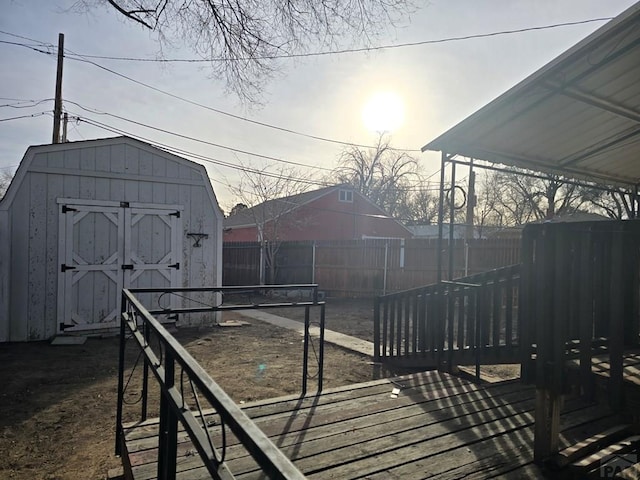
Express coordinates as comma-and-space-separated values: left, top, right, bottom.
120, 201, 130, 208
61, 264, 76, 272
59, 323, 75, 331
62, 205, 77, 213
169, 262, 180, 270
170, 211, 180, 218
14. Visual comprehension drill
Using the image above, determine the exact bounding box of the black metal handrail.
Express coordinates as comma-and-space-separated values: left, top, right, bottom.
374, 264, 521, 373
115, 285, 324, 480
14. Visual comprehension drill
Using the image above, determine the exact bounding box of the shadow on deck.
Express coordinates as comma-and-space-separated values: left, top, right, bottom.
121, 370, 626, 479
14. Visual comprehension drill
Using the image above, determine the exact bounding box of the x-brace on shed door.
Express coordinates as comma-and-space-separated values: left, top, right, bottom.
57, 200, 183, 333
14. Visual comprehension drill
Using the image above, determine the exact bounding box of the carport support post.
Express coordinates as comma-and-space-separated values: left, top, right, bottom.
448, 160, 456, 281
436, 152, 447, 369
436, 153, 447, 285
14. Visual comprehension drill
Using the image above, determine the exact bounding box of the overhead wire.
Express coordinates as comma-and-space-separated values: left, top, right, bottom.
61, 18, 613, 62
0, 111, 51, 122
68, 112, 331, 186
65, 53, 422, 153
69, 112, 447, 199
0, 98, 53, 109
64, 99, 334, 172
1, 17, 614, 155
71, 110, 445, 192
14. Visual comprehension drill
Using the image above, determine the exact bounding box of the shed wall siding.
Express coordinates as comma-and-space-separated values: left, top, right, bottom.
1, 139, 222, 342
0, 211, 9, 342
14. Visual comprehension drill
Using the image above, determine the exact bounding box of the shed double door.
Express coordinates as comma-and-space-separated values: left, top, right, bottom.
57, 200, 182, 333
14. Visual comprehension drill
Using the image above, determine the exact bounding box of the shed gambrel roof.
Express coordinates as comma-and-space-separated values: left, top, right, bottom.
422, 2, 640, 188
1, 136, 223, 214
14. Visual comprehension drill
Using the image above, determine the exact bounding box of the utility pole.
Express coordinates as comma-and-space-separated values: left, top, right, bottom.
52, 33, 64, 144
62, 112, 68, 143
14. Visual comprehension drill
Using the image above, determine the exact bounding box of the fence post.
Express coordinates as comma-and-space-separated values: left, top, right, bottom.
311, 241, 316, 284
383, 242, 388, 295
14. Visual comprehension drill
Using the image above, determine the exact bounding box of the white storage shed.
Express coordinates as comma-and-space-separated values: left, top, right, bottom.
0, 137, 223, 342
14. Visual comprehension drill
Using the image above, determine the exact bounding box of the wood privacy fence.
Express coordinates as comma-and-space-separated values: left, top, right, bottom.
223, 238, 521, 296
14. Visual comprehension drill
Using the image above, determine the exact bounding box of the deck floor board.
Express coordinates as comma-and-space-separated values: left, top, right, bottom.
122, 371, 621, 479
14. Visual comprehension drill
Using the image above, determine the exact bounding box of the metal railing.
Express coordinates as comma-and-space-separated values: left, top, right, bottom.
116, 284, 325, 480
374, 265, 521, 373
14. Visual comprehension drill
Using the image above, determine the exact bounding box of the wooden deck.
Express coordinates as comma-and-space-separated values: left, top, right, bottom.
566, 351, 640, 416
121, 371, 624, 479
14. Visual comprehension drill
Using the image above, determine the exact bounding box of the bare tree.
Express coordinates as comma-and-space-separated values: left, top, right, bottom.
333, 133, 425, 221
404, 186, 439, 225
476, 170, 594, 227
579, 188, 636, 220
75, 0, 415, 101
227, 163, 315, 283
0, 170, 14, 199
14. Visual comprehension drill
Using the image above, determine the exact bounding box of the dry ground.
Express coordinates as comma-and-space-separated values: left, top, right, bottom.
269, 297, 376, 342
0, 297, 518, 480
0, 303, 402, 480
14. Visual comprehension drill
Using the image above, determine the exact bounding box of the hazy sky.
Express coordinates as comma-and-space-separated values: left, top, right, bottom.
1, 0, 637, 210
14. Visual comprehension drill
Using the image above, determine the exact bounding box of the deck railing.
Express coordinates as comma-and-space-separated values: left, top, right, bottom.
374, 264, 521, 371
116, 285, 324, 480
518, 221, 640, 461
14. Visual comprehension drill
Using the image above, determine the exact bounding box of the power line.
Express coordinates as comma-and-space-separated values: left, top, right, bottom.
4, 17, 614, 154
70, 113, 331, 186
0, 29, 52, 47
0, 39, 53, 56
66, 54, 421, 153
65, 18, 612, 62
0, 98, 52, 109
0, 32, 418, 153
0, 111, 51, 122
64, 99, 334, 172
0, 96, 47, 102
71, 113, 445, 193
63, 100, 443, 191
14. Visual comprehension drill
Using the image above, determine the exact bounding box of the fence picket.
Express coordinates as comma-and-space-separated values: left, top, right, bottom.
223, 238, 521, 296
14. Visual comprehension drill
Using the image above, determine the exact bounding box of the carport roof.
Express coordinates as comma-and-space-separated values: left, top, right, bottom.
422, 2, 640, 189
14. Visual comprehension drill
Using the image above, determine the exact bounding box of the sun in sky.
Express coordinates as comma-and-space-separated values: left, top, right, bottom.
361, 91, 405, 133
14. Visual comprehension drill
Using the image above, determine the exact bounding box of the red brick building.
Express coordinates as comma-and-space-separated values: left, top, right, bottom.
223, 184, 412, 242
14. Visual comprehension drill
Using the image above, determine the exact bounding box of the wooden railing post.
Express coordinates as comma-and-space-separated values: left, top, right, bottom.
533, 225, 563, 463
534, 388, 561, 461
609, 228, 625, 410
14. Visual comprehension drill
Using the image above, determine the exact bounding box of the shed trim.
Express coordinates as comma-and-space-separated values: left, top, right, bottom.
29, 166, 205, 187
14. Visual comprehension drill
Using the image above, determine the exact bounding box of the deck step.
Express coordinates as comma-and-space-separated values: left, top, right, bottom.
616, 461, 640, 479
569, 435, 640, 478
551, 424, 632, 468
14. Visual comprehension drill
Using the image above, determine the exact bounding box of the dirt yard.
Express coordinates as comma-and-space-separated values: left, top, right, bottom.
0, 300, 402, 480
269, 297, 376, 341
0, 296, 519, 480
